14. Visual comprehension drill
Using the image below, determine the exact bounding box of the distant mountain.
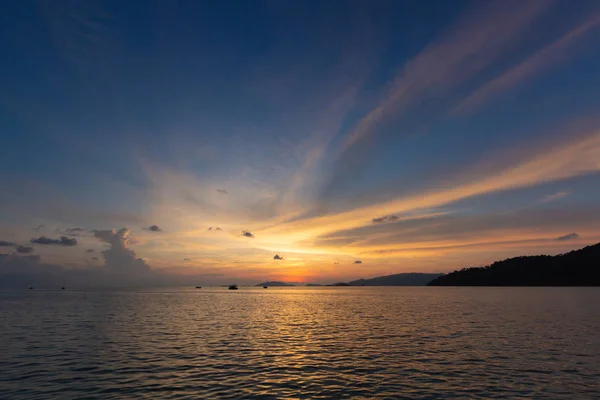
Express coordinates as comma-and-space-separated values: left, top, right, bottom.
349, 273, 442, 286
428, 243, 600, 286
305, 283, 323, 286
255, 281, 295, 287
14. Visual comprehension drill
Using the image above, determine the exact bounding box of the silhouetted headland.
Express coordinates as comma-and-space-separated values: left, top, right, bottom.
428, 243, 600, 286
254, 281, 295, 287
349, 273, 442, 286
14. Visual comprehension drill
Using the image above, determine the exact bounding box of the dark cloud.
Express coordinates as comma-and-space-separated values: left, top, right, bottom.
0, 240, 16, 247
334, 262, 339, 264
216, 189, 228, 194
33, 224, 45, 232
15, 245, 34, 254
242, 230, 255, 238
86, 249, 95, 253
273, 254, 283, 260
354, 260, 362, 264
208, 227, 213, 231
556, 232, 580, 241
372, 215, 399, 224
145, 225, 162, 232
216, 227, 222, 231
30, 236, 78, 246
183, 258, 191, 261
93, 228, 149, 273
91, 257, 99, 261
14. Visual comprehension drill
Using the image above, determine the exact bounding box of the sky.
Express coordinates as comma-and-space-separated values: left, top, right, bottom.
2, 0, 600, 287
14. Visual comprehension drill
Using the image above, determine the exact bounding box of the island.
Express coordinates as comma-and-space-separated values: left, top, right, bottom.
255, 281, 295, 287
305, 283, 323, 286
349, 273, 442, 286
428, 243, 600, 286
326, 282, 351, 286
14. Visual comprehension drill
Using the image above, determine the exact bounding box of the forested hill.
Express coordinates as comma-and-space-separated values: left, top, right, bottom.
349, 273, 442, 286
427, 243, 600, 286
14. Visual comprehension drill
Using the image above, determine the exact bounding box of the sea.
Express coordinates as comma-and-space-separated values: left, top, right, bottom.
1, 287, 599, 399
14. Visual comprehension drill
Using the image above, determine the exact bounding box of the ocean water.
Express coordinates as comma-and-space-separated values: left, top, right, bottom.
1, 287, 599, 399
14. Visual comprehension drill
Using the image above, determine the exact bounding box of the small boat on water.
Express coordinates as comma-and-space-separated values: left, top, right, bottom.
61, 286, 66, 290
195, 286, 202, 289
29, 286, 34, 290
263, 286, 268, 289
228, 285, 238, 290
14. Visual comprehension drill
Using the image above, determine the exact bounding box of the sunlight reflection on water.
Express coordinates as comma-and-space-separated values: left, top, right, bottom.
1, 287, 599, 399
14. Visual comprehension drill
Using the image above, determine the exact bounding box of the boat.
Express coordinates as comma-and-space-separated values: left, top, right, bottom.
61, 286, 66, 290
29, 286, 33, 290
228, 285, 238, 290
195, 286, 202, 289
263, 286, 268, 289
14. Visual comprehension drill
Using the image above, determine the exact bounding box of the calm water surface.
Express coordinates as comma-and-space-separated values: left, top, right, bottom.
1, 287, 599, 399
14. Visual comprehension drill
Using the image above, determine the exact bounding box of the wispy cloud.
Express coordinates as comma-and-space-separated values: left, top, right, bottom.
53, 227, 86, 237
0, 240, 16, 247
542, 191, 569, 203
216, 189, 229, 194
264, 125, 600, 241
452, 13, 600, 115
340, 0, 551, 152
32, 224, 45, 232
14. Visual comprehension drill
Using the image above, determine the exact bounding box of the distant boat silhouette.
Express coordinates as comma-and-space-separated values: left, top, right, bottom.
61, 286, 65, 290
263, 286, 268, 289
228, 285, 238, 290
29, 286, 33, 290
195, 286, 202, 289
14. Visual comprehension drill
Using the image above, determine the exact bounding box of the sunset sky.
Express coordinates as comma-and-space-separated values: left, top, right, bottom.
2, 0, 600, 286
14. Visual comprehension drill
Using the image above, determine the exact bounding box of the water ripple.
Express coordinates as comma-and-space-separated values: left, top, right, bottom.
1, 287, 600, 399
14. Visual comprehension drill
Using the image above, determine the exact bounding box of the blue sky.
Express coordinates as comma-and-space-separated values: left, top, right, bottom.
1, 0, 600, 286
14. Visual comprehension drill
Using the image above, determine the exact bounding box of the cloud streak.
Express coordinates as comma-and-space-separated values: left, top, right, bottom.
266, 127, 600, 241
372, 215, 399, 224
452, 13, 600, 115
340, 0, 551, 152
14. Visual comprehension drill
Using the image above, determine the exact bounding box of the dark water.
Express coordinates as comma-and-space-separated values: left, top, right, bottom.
1, 287, 599, 399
